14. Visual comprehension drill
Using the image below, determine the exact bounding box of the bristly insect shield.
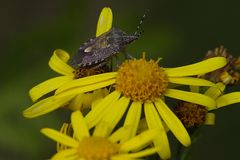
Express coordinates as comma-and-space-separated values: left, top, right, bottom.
70, 10, 148, 68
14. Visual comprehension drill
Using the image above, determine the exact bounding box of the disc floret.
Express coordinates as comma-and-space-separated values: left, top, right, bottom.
116, 53, 168, 102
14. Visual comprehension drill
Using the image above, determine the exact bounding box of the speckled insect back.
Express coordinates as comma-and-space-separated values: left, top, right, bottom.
70, 10, 149, 68
71, 28, 139, 68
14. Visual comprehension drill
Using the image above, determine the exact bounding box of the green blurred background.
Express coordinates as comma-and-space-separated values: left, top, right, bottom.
1, 0, 240, 159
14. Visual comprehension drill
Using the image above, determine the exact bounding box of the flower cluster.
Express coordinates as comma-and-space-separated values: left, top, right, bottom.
23, 7, 240, 160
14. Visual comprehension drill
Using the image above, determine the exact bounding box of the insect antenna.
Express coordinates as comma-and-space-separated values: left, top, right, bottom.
134, 9, 149, 37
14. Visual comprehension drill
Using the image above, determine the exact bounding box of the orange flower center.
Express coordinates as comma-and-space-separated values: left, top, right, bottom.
78, 137, 119, 160
115, 53, 168, 102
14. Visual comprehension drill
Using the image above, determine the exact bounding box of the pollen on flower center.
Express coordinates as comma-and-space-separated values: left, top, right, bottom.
78, 137, 120, 160
175, 101, 208, 128
115, 53, 168, 102
73, 65, 109, 79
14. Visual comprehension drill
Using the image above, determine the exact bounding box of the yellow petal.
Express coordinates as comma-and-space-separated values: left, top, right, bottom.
41, 128, 79, 148
111, 157, 135, 160
68, 94, 84, 111
120, 129, 158, 152
51, 149, 78, 160
96, 7, 113, 37
91, 88, 109, 109
92, 88, 109, 102
91, 98, 104, 109
29, 76, 73, 102
164, 89, 216, 109
116, 147, 158, 159
71, 111, 90, 141
144, 103, 171, 159
23, 95, 74, 118
169, 77, 214, 86
155, 99, 191, 146
94, 96, 130, 137
92, 122, 110, 137
117, 127, 132, 144
165, 57, 227, 77
137, 118, 148, 134
121, 102, 142, 143
81, 93, 93, 109
204, 113, 215, 125
216, 92, 240, 108
109, 127, 128, 143
84, 91, 121, 129
55, 79, 116, 98
56, 72, 117, 94
189, 85, 199, 93
204, 82, 225, 100
49, 49, 75, 76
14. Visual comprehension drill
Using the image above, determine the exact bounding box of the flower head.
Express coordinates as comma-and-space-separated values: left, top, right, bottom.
23, 7, 113, 118
199, 46, 240, 85
116, 53, 168, 102
54, 53, 227, 159
41, 111, 159, 160
175, 100, 210, 128
175, 82, 240, 128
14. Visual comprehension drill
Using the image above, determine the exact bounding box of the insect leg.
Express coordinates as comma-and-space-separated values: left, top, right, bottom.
122, 49, 135, 59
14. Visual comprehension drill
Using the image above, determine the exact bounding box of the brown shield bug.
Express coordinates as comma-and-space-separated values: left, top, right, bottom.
70, 10, 148, 68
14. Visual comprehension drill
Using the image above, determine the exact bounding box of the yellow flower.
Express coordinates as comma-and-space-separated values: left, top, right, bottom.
53, 53, 227, 159
216, 90, 240, 109
41, 110, 159, 160
175, 82, 240, 127
23, 7, 113, 118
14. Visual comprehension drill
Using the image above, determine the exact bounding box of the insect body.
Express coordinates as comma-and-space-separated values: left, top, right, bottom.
70, 10, 148, 68
71, 28, 139, 68
72, 28, 139, 67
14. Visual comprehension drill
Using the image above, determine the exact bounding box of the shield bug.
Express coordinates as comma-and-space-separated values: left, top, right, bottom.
70, 10, 148, 68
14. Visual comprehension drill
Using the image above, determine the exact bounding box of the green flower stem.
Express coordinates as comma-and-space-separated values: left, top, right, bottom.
173, 127, 203, 160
